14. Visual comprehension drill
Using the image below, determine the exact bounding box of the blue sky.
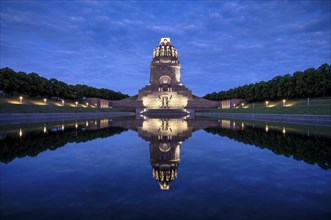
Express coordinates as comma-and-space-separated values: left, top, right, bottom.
1, 0, 330, 96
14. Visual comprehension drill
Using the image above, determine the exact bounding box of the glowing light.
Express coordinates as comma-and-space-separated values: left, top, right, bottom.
62, 100, 65, 106
282, 127, 286, 135
8, 100, 21, 104
19, 129, 23, 137
75, 122, 78, 129
86, 102, 89, 107
265, 124, 269, 132
19, 96, 23, 103
283, 99, 286, 107
265, 101, 269, 107
43, 125, 47, 134
61, 124, 64, 131
241, 103, 244, 107
44, 98, 47, 104
86, 121, 89, 126
75, 101, 78, 107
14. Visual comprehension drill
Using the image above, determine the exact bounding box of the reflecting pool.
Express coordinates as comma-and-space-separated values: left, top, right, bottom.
0, 117, 330, 220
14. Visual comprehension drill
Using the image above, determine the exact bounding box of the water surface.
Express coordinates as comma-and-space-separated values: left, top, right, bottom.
1, 118, 330, 220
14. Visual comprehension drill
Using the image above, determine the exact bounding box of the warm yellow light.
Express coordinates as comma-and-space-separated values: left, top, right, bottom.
44, 98, 47, 104
283, 99, 286, 106
75, 122, 78, 129
61, 124, 64, 131
241, 103, 244, 107
265, 101, 269, 107
43, 125, 47, 134
86, 102, 89, 107
265, 125, 269, 132
19, 129, 23, 137
282, 127, 286, 135
75, 101, 78, 107
62, 100, 65, 106
19, 96, 23, 103
86, 121, 89, 126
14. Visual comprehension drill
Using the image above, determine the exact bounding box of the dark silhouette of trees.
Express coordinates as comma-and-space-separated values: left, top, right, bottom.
0, 67, 129, 100
203, 64, 331, 101
0, 126, 128, 163
205, 126, 331, 170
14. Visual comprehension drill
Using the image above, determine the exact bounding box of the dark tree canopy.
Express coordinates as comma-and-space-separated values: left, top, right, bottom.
203, 64, 331, 102
0, 67, 129, 100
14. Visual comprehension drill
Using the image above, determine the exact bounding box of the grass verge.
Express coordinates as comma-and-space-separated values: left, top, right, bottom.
197, 105, 331, 115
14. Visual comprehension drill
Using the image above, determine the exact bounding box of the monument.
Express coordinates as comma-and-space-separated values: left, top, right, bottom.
110, 38, 220, 114
137, 38, 194, 116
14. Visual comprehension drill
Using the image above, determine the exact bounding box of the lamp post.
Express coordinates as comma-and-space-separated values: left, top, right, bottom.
62, 100, 65, 106
265, 101, 269, 107
44, 99, 47, 104
86, 102, 89, 107
283, 99, 286, 107
75, 101, 78, 107
19, 96, 23, 104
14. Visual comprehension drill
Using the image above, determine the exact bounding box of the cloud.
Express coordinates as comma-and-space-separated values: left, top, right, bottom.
1, 0, 330, 96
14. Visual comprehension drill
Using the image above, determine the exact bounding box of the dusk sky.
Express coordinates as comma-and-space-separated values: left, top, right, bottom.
1, 0, 330, 96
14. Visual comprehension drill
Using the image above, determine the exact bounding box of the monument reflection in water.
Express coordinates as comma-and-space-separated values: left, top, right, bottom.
140, 118, 188, 190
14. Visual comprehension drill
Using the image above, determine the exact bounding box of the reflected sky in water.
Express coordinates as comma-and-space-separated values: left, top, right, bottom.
0, 118, 330, 220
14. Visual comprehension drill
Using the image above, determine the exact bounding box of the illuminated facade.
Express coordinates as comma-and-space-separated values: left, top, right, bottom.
137, 38, 193, 113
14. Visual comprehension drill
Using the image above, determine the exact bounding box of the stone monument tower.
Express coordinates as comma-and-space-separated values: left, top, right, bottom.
137, 38, 193, 114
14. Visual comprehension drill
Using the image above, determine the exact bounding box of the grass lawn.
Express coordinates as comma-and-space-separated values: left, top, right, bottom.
198, 105, 331, 115
0, 103, 134, 113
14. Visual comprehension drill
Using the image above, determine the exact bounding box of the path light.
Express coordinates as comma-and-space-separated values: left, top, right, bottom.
265, 101, 269, 107
265, 124, 269, 132
61, 124, 64, 131
19, 129, 23, 137
86, 102, 89, 107
44, 98, 47, 104
86, 121, 89, 127
75, 101, 78, 107
43, 125, 47, 134
19, 96, 23, 103
283, 99, 286, 107
62, 100, 65, 106
75, 122, 78, 129
241, 103, 244, 108
282, 127, 286, 135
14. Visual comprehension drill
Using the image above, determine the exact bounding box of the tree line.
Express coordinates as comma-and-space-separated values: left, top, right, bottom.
0, 67, 129, 100
203, 63, 331, 102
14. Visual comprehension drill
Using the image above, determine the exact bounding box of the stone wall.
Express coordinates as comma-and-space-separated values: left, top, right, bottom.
109, 100, 143, 108
187, 100, 220, 109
